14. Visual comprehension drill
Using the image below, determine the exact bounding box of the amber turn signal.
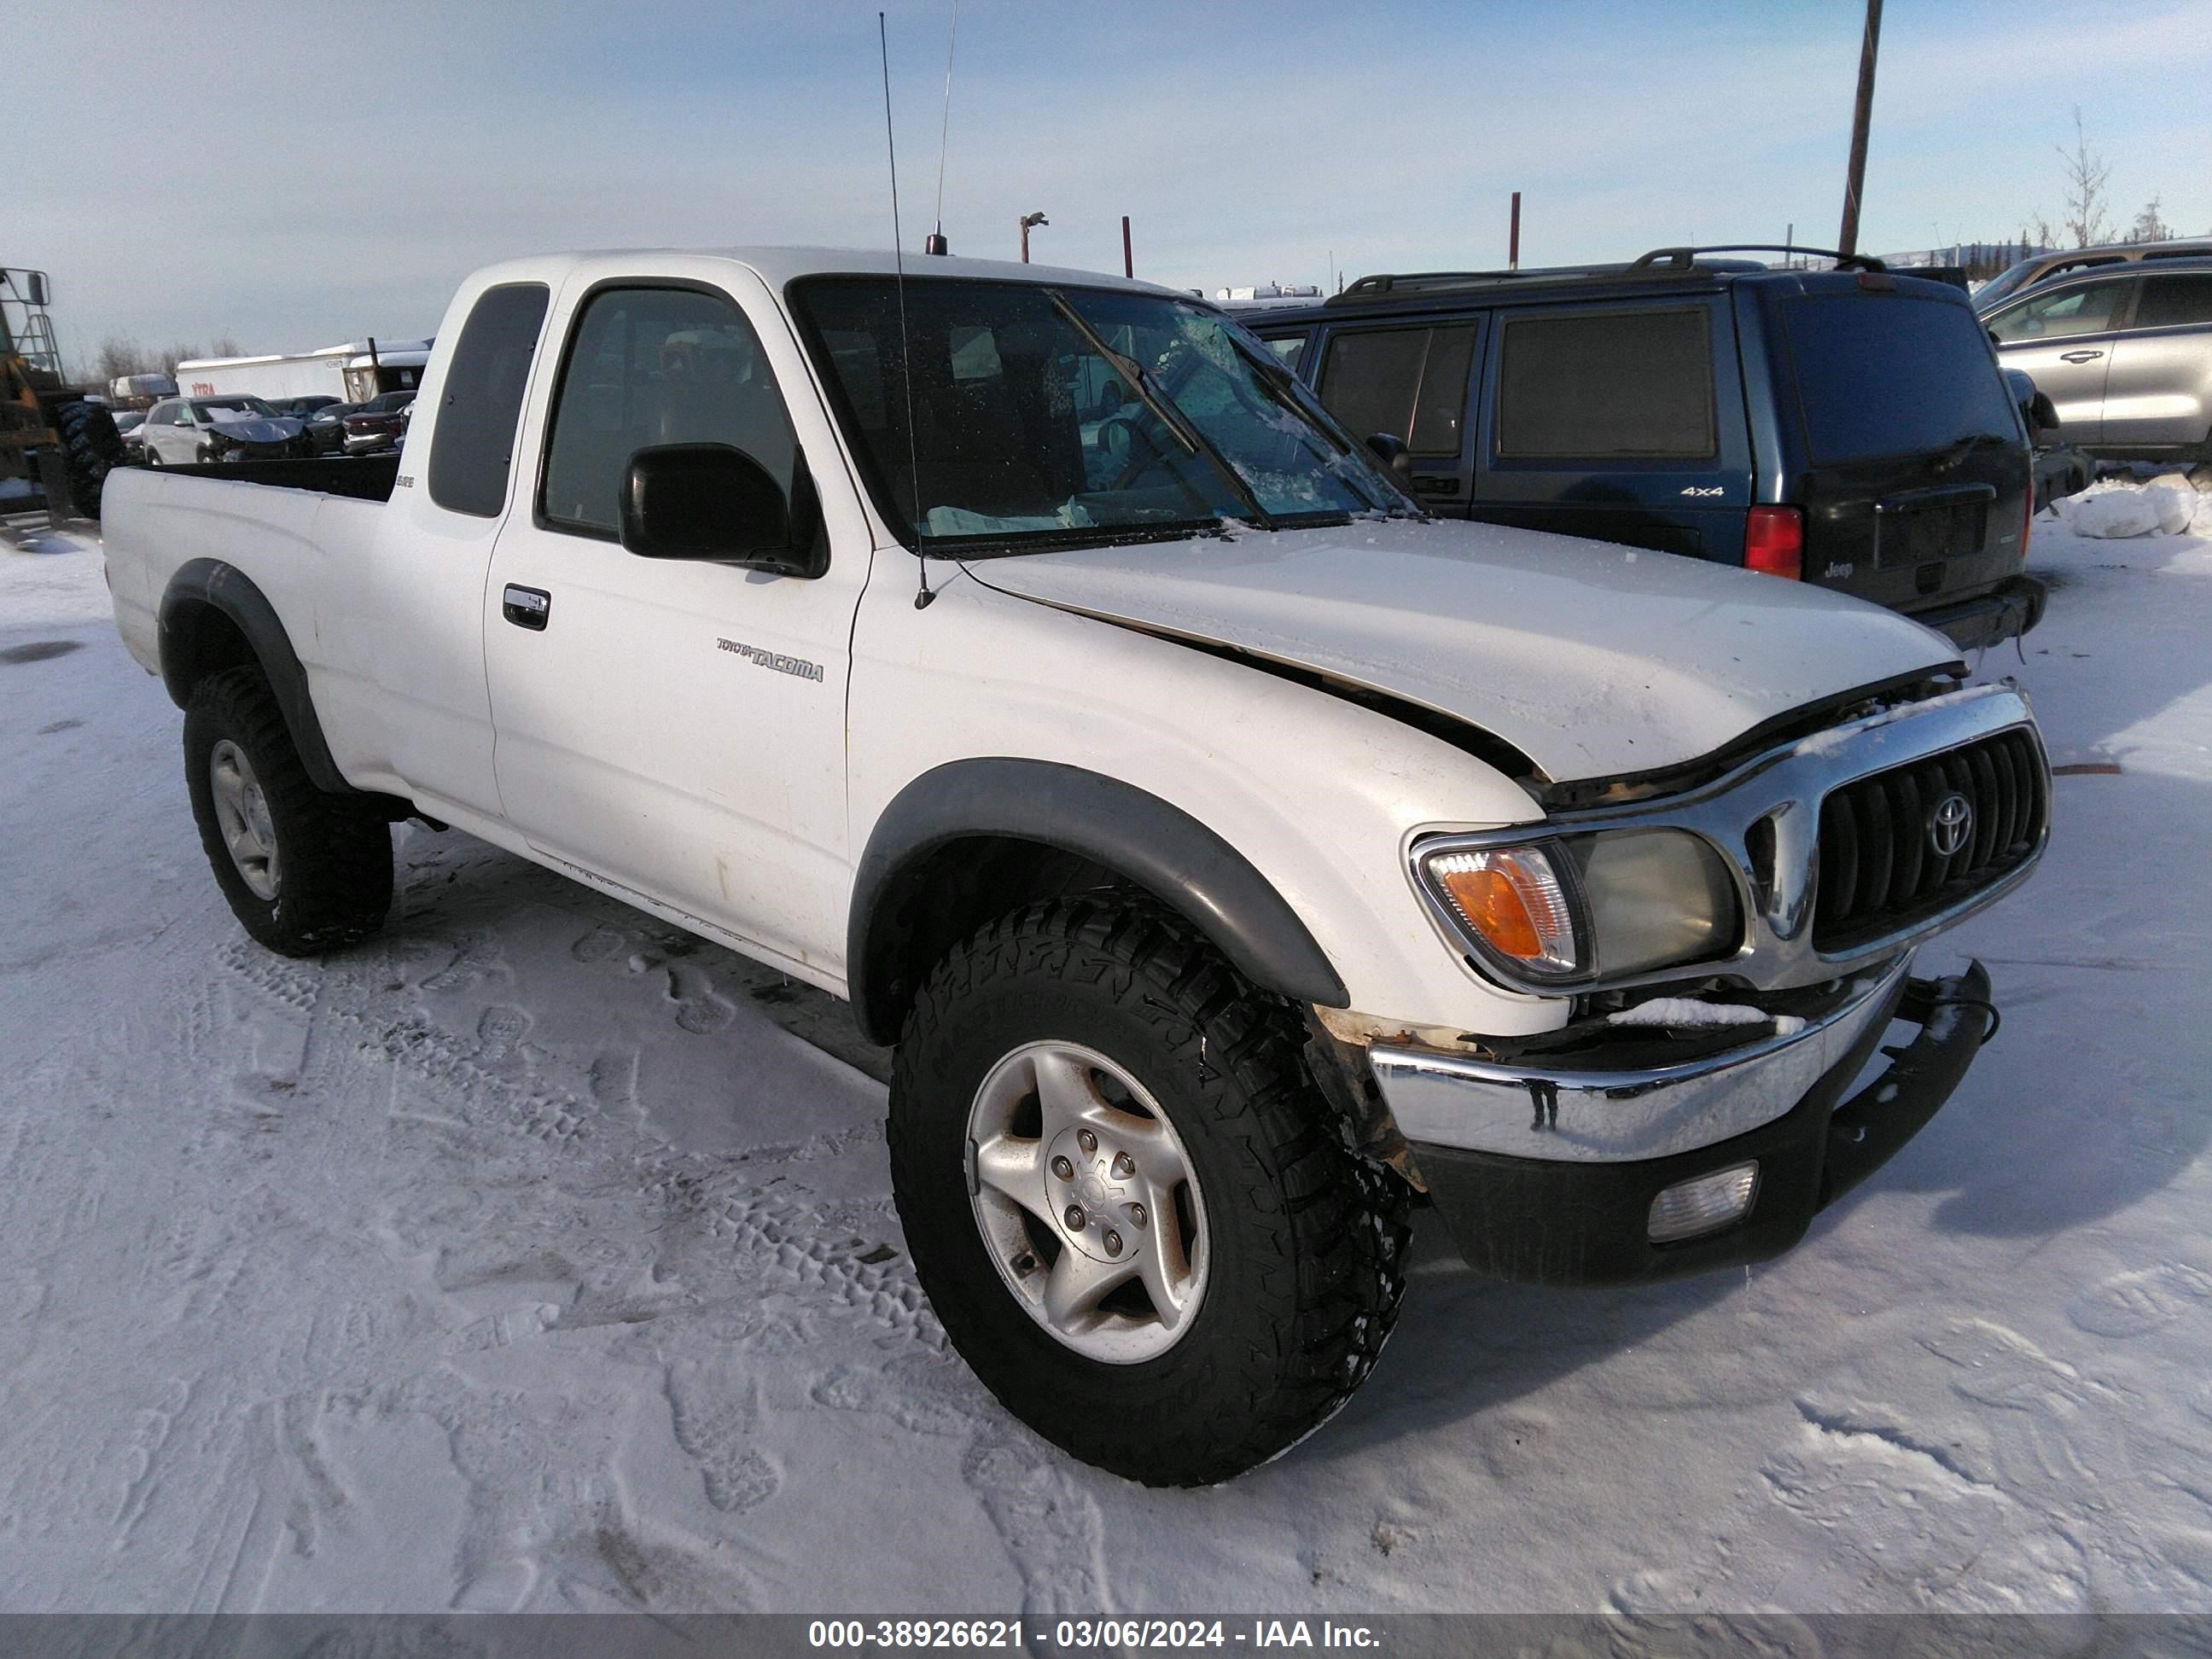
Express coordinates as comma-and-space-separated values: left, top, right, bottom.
1423, 846, 1580, 977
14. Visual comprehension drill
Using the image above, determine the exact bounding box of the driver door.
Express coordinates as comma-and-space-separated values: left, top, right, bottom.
483, 273, 867, 976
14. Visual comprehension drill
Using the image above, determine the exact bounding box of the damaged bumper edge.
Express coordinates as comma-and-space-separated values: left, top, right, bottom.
1366, 960, 1995, 1286
1369, 954, 1913, 1163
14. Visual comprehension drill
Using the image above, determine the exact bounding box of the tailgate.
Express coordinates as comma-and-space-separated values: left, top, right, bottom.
1768, 282, 2032, 615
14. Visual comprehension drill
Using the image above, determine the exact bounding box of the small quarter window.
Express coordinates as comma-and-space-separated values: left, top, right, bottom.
427, 283, 550, 518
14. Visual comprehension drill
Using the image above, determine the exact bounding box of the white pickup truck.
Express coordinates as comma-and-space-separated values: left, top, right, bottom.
103, 247, 2048, 1485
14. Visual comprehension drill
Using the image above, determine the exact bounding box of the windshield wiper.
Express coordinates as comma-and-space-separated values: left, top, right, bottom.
1046, 290, 1276, 531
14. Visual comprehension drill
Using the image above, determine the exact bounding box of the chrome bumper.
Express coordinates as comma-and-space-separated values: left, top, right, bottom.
1369, 953, 1912, 1162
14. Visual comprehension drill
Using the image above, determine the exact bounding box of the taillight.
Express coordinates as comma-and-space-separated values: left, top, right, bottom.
1744, 505, 1803, 579
2021, 493, 2033, 564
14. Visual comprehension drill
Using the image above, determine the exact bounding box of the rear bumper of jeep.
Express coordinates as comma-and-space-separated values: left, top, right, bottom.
1912, 576, 2046, 652
1369, 958, 1994, 1285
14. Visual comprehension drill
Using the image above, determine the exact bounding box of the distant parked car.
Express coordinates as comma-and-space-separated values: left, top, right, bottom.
269, 395, 342, 420
1976, 238, 2212, 311
111, 410, 148, 460
1984, 254, 2212, 463
135, 396, 309, 466
340, 389, 416, 454
302, 400, 361, 455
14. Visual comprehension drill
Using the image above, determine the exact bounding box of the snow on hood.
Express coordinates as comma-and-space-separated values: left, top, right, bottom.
971, 517, 1960, 783
204, 416, 302, 445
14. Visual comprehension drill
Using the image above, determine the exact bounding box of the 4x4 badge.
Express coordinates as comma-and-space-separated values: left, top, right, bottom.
1929, 792, 1974, 859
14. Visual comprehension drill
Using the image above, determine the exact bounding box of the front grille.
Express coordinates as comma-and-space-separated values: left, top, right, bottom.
1813, 726, 2046, 952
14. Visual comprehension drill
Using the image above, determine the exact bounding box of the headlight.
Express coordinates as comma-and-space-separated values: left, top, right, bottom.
1415, 829, 1739, 988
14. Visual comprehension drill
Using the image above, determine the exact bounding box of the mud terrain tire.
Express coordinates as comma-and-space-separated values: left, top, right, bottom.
889, 895, 1411, 1486
54, 399, 125, 521
183, 666, 393, 955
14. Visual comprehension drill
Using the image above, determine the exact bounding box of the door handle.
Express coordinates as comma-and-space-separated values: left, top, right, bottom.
2058, 350, 2104, 363
502, 585, 550, 631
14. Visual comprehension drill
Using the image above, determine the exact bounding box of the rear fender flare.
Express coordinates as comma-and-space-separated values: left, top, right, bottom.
157, 558, 351, 795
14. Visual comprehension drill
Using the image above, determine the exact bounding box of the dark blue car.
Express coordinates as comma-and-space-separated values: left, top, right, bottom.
1238, 247, 2044, 651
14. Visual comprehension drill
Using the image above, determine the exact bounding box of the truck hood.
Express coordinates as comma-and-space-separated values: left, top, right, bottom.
972, 518, 1959, 783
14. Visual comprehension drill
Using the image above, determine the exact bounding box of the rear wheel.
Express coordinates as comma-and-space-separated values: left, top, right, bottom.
183, 666, 393, 955
53, 399, 125, 520
888, 895, 1411, 1486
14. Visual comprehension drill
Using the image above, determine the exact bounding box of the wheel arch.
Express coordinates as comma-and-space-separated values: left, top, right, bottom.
157, 559, 353, 796
848, 759, 1348, 1045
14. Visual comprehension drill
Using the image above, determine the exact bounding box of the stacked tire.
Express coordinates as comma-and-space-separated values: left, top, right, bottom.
53, 400, 128, 521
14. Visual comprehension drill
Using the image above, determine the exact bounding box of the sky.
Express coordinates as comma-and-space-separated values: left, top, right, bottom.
18, 0, 2212, 370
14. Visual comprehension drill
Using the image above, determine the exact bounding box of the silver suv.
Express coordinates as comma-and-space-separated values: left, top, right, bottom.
1984, 254, 2212, 463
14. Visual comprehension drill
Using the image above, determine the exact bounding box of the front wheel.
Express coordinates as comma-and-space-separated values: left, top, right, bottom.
888, 897, 1410, 1486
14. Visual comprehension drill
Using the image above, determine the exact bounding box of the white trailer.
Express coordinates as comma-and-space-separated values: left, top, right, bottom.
174, 339, 432, 403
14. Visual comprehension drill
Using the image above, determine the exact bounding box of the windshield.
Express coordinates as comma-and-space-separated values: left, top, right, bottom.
195, 397, 277, 419
791, 276, 1413, 550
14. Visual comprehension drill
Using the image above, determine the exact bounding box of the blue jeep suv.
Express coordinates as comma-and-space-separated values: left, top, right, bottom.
1241, 247, 2046, 651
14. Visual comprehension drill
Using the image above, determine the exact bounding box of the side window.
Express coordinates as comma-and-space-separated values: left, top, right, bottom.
540, 285, 798, 537
147, 402, 172, 425
1262, 333, 1308, 372
1318, 325, 1478, 456
2133, 274, 2212, 332
1988, 279, 2129, 343
1496, 308, 1714, 460
428, 282, 550, 517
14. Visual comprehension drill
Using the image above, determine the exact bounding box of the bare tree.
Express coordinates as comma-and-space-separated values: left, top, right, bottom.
207, 334, 244, 358
94, 334, 154, 383
2057, 107, 2113, 248
2130, 197, 2173, 243
159, 342, 204, 376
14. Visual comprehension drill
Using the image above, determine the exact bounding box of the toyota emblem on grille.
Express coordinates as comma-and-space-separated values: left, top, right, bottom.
1928, 792, 1974, 859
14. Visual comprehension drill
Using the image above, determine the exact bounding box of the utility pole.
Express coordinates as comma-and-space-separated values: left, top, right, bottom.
1837, 0, 1883, 257
1018, 211, 1048, 263
1121, 215, 1133, 279
1509, 192, 1522, 271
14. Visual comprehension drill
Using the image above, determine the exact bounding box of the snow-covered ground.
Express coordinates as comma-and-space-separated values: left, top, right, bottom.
3, 497, 2211, 1615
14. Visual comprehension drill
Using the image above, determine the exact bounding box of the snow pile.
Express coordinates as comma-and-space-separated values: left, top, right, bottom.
1608, 999, 1807, 1036
2053, 474, 2205, 539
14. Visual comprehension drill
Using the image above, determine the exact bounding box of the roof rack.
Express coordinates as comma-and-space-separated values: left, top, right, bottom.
1629, 243, 1886, 272
1325, 243, 1888, 306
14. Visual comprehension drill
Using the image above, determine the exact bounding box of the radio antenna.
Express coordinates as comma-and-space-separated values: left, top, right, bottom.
880, 11, 934, 607
928, 0, 958, 255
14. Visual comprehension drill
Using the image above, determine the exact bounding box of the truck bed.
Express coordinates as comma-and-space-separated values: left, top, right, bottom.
164, 453, 400, 502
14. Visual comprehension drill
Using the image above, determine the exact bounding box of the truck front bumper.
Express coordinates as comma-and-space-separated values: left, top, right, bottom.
1369, 958, 1993, 1285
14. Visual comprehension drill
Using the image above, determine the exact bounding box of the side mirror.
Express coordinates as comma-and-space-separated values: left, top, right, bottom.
26, 272, 49, 307
619, 442, 825, 578
1364, 431, 1413, 476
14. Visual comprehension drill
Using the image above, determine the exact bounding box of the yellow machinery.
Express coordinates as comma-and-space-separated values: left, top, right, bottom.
2, 265, 124, 524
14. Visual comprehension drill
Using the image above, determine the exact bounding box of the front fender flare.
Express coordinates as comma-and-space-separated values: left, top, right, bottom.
848, 758, 1348, 1045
